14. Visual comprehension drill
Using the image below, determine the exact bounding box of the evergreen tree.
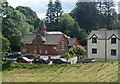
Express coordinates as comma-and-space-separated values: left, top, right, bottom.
54, 0, 63, 23
46, 0, 63, 31
103, 0, 115, 29
96, 0, 116, 29
46, 0, 55, 23
70, 2, 99, 33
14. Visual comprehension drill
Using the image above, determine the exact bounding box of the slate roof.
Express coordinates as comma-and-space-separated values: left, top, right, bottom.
22, 34, 36, 44
68, 38, 77, 46
22, 32, 64, 45
88, 29, 120, 40
45, 34, 63, 45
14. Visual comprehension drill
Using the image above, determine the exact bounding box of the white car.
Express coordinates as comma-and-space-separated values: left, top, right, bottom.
17, 57, 33, 63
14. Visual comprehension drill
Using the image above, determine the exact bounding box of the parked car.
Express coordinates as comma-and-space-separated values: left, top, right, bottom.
7, 52, 21, 58
16, 57, 33, 63
32, 58, 50, 64
81, 58, 96, 63
21, 54, 34, 59
52, 58, 70, 64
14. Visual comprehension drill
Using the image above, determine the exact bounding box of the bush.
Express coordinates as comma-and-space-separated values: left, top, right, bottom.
63, 45, 86, 59
73, 45, 86, 55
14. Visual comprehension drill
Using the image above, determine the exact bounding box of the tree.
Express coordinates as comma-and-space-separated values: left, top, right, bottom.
54, 0, 63, 23
16, 6, 41, 30
58, 13, 87, 40
103, 0, 116, 29
96, 0, 116, 29
0, 34, 10, 56
46, 0, 63, 31
70, 2, 99, 33
63, 45, 86, 60
115, 21, 120, 29
46, 0, 55, 24
2, 1, 28, 51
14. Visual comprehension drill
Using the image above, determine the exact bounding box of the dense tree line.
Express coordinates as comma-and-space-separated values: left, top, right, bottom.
46, 0, 88, 41
70, 0, 118, 33
1, 0, 120, 53
1, 1, 41, 52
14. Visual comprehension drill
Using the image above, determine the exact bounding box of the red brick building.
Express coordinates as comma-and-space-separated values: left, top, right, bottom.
21, 21, 80, 55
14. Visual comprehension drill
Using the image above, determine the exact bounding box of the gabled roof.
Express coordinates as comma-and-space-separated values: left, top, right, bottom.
45, 34, 63, 45
22, 31, 67, 45
68, 38, 77, 46
88, 29, 120, 40
22, 34, 36, 44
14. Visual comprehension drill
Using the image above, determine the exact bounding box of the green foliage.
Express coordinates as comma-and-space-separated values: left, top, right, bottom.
63, 45, 86, 59
46, 0, 55, 24
2, 4, 23, 51
46, 0, 63, 30
73, 45, 86, 55
2, 1, 41, 51
0, 34, 10, 56
63, 53, 71, 59
102, 0, 116, 29
59, 13, 88, 40
54, 0, 63, 23
114, 21, 120, 29
70, 2, 99, 33
70, 1, 117, 32
16, 6, 41, 29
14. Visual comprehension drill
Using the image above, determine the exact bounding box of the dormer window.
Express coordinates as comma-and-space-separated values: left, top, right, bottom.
111, 38, 116, 44
92, 37, 97, 43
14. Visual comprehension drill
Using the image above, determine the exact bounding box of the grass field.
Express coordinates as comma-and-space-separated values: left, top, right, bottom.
2, 61, 118, 82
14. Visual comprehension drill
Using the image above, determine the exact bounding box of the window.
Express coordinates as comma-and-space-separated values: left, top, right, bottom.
45, 50, 48, 54
92, 38, 97, 43
22, 48, 26, 53
61, 40, 65, 50
111, 38, 116, 44
92, 48, 97, 54
111, 49, 116, 56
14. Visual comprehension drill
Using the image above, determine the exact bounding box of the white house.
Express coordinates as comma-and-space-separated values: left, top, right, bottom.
87, 29, 120, 61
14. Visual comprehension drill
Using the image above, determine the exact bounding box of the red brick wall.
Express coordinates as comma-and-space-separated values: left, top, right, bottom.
40, 45, 58, 55
21, 34, 69, 55
21, 44, 35, 54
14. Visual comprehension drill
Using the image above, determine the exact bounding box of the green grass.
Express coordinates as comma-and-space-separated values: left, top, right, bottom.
2, 61, 119, 82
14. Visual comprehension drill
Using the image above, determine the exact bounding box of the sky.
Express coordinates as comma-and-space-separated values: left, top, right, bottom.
7, 0, 120, 19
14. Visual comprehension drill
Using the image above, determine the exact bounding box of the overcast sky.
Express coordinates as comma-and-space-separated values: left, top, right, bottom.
7, 0, 119, 19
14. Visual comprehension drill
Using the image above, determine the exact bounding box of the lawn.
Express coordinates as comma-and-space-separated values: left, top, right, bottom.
2, 61, 118, 82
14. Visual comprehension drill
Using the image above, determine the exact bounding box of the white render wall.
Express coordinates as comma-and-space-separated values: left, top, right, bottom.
118, 30, 120, 60
88, 39, 105, 61
88, 38, 119, 61
107, 36, 118, 61
118, 40, 120, 60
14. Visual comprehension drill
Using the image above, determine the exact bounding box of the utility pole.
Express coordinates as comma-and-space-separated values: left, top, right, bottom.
105, 25, 107, 62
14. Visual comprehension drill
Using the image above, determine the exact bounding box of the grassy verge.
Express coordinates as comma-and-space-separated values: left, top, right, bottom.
2, 61, 118, 82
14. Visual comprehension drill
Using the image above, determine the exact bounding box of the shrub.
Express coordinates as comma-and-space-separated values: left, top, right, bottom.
63, 45, 86, 59
63, 53, 71, 60
73, 45, 86, 55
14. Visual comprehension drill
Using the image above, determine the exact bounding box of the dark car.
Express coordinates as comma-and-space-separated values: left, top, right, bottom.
17, 57, 33, 63
32, 58, 50, 64
52, 58, 70, 64
7, 52, 21, 58
81, 58, 96, 63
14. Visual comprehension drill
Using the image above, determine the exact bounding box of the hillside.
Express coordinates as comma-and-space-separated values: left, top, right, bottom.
2, 61, 118, 82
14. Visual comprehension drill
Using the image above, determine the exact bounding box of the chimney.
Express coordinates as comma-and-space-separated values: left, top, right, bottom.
41, 20, 47, 36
